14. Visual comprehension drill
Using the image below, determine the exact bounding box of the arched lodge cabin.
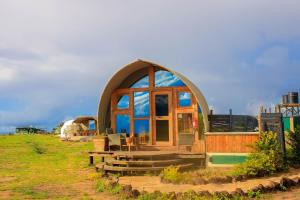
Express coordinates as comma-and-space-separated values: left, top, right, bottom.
93, 60, 260, 171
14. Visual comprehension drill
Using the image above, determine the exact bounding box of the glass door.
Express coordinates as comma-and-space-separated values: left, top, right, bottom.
152, 91, 173, 145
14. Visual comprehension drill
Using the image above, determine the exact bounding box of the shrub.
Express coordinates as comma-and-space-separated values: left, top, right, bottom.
95, 178, 122, 195
107, 183, 122, 195
234, 131, 284, 177
95, 179, 107, 192
286, 126, 300, 165
247, 190, 262, 199
160, 166, 181, 183
88, 172, 104, 181
31, 142, 46, 154
138, 192, 170, 200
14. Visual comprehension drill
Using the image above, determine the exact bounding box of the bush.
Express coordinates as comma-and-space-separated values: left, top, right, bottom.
95, 179, 107, 192
286, 126, 300, 165
31, 142, 47, 154
234, 131, 284, 177
160, 166, 182, 183
95, 178, 122, 195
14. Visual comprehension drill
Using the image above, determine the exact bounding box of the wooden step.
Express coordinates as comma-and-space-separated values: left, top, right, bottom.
106, 159, 182, 166
102, 163, 194, 172
112, 151, 177, 160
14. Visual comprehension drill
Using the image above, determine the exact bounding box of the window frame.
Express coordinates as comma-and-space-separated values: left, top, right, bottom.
178, 91, 192, 108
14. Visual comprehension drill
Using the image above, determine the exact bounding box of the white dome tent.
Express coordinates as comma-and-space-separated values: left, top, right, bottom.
60, 120, 74, 138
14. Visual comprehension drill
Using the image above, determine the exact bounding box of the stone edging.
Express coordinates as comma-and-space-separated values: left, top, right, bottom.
160, 174, 247, 185
118, 176, 300, 199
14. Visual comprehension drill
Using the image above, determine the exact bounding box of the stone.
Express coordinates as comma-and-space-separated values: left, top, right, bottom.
121, 185, 132, 197
280, 177, 295, 188
257, 184, 265, 192
291, 177, 300, 185
233, 175, 243, 182
264, 182, 276, 191
192, 178, 208, 185
132, 189, 140, 198
208, 177, 226, 183
269, 181, 281, 190
235, 188, 245, 196
224, 176, 233, 183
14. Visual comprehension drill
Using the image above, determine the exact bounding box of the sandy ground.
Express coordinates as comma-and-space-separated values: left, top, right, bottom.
269, 188, 300, 200
119, 168, 300, 194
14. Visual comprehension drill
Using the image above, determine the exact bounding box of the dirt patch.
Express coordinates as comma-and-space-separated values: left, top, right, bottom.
0, 191, 14, 200
0, 176, 16, 184
268, 188, 300, 200
35, 184, 77, 198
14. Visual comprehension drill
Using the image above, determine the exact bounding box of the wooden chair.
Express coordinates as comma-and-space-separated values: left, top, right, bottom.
108, 133, 126, 151
106, 128, 114, 135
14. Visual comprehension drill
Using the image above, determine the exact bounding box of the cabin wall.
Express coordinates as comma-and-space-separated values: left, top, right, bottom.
205, 132, 259, 153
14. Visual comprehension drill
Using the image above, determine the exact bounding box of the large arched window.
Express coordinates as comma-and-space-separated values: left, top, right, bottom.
117, 95, 129, 109
130, 75, 149, 88
155, 70, 186, 87
110, 64, 205, 146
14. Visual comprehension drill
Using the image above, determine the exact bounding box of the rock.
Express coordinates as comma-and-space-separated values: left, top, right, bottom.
250, 186, 259, 193
257, 184, 265, 192
121, 185, 132, 197
235, 188, 245, 196
224, 176, 233, 183
264, 182, 276, 191
198, 190, 211, 197
241, 175, 248, 180
233, 175, 243, 182
132, 189, 140, 198
209, 177, 227, 183
269, 181, 281, 190
291, 177, 300, 185
192, 178, 207, 185
280, 177, 294, 188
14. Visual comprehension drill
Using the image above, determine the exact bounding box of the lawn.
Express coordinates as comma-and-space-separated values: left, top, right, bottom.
0, 134, 113, 200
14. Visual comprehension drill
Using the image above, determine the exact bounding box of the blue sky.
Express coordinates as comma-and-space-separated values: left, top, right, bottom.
0, 1, 300, 133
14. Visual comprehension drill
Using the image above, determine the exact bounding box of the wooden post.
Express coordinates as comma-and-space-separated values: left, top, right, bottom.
89, 155, 94, 165
290, 117, 295, 132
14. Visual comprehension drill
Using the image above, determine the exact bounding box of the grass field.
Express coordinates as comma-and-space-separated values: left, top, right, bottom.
0, 134, 114, 200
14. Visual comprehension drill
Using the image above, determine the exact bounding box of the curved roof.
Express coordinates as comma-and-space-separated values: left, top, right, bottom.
97, 59, 209, 133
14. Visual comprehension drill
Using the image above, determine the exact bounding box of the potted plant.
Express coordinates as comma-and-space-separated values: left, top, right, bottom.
93, 134, 108, 152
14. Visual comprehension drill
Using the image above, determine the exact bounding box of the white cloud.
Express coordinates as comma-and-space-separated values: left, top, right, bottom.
0, 67, 17, 81
0, 0, 299, 131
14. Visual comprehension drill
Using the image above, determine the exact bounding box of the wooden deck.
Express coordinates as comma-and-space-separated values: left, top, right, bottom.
89, 150, 205, 174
